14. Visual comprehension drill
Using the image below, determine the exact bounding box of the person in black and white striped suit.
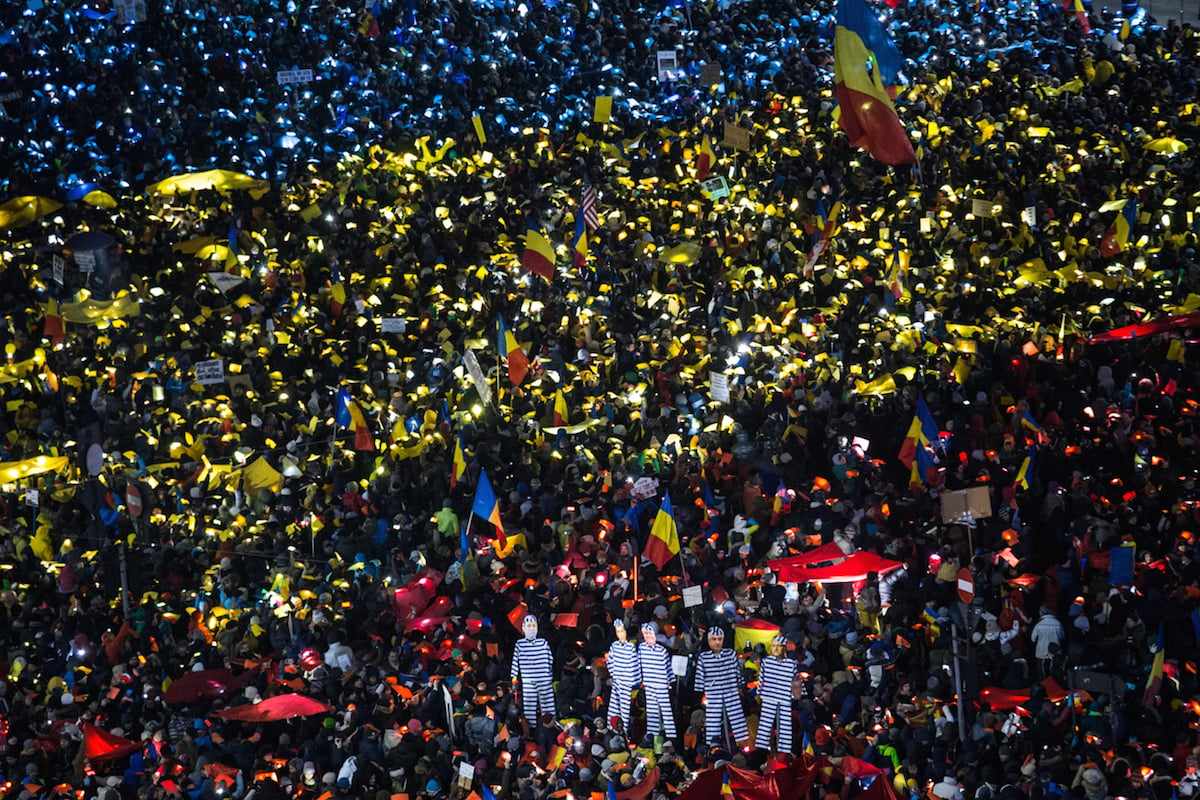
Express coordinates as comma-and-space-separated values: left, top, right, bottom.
639, 622, 676, 738
511, 615, 556, 725
755, 635, 799, 753
694, 627, 748, 748
607, 619, 641, 732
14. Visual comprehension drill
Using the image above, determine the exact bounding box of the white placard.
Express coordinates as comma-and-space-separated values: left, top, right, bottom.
24, 489, 38, 508
52, 255, 64, 285
206, 271, 245, 294
75, 250, 96, 271
971, 198, 993, 218
710, 371, 730, 403
657, 50, 681, 81
682, 585, 703, 608
462, 348, 492, 406
458, 762, 475, 780
380, 317, 406, 333
1022, 206, 1037, 228
194, 359, 226, 385
920, 216, 932, 234
277, 69, 314, 86
113, 0, 146, 24
701, 176, 730, 200
672, 655, 690, 677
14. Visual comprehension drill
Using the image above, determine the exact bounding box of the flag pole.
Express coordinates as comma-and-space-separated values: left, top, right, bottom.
631, 529, 639, 604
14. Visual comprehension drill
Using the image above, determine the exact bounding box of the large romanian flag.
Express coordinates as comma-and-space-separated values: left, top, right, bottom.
1100, 199, 1137, 257
833, 0, 915, 164
645, 493, 681, 568
521, 220, 556, 281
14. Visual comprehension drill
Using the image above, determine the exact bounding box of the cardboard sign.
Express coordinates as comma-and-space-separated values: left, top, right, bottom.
463, 348, 492, 406
701, 176, 730, 200
194, 359, 226, 386
113, 0, 146, 24
699, 62, 722, 87
722, 122, 751, 151
25, 489, 38, 508
971, 198, 993, 218
941, 486, 992, 523
1022, 206, 1037, 228
52, 255, 64, 285
656, 50, 681, 81
75, 250, 96, 271
672, 655, 690, 677
710, 371, 730, 403
277, 69, 314, 85
682, 585, 703, 608
380, 317, 406, 333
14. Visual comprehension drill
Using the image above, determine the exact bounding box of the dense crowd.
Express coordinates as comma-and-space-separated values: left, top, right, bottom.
3, 1, 1200, 800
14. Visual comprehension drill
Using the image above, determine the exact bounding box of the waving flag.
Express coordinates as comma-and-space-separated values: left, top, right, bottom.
450, 433, 467, 489
572, 213, 589, 268
472, 467, 506, 548
1015, 445, 1036, 490
696, 135, 716, 181
834, 0, 915, 164
335, 386, 374, 451
645, 493, 680, 568
553, 387, 569, 426
580, 178, 600, 231
499, 316, 529, 385
1100, 199, 1137, 257
521, 220, 556, 281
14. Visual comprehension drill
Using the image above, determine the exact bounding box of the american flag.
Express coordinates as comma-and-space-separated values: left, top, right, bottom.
580, 178, 600, 231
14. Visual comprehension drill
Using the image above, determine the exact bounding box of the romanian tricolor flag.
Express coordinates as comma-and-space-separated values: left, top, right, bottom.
329, 261, 346, 316
696, 135, 716, 181
1063, 0, 1090, 33
898, 405, 933, 468
553, 387, 568, 426
499, 316, 529, 386
644, 493, 680, 569
721, 772, 733, 796
44, 298, 64, 345
472, 467, 506, 548
1100, 198, 1137, 257
335, 386, 375, 451
833, 0, 915, 164
521, 220, 556, 281
450, 433, 468, 490
572, 213, 589, 268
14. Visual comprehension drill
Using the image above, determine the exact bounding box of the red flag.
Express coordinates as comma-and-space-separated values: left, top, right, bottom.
81, 723, 141, 763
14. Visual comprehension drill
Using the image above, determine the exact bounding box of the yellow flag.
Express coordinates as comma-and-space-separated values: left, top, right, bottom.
472, 114, 487, 145
594, 96, 613, 123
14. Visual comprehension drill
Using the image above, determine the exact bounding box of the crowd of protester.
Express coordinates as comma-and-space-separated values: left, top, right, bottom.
3, 1, 1200, 800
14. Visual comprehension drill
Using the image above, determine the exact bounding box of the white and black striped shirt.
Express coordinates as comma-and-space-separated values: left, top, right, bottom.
608, 640, 641, 687
758, 655, 798, 704
511, 637, 554, 683
695, 649, 740, 696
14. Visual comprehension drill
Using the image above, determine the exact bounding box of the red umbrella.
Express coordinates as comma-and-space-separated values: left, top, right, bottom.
81, 723, 141, 763
164, 666, 259, 704
213, 693, 333, 722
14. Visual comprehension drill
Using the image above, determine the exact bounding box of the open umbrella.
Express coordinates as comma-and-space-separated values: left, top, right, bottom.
66, 231, 115, 251
0, 196, 63, 229
145, 169, 270, 199
212, 693, 332, 722
163, 667, 252, 704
